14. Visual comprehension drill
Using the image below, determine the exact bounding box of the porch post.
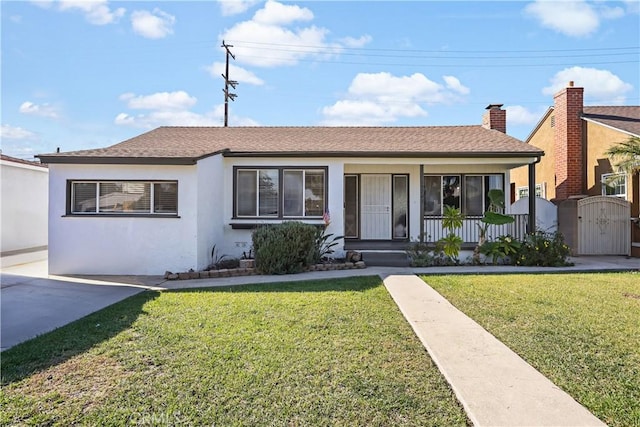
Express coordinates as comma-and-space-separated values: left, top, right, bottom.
419, 164, 424, 242
528, 161, 537, 234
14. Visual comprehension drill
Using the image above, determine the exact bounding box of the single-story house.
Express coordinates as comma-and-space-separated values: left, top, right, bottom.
1, 154, 49, 267
38, 105, 543, 275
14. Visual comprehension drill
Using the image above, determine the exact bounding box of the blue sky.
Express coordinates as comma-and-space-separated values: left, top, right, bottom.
1, 0, 639, 159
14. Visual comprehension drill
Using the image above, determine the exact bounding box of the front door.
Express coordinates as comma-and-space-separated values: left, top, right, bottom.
361, 174, 392, 239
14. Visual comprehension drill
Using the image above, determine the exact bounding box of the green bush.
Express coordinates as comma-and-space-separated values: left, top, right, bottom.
479, 235, 521, 265
515, 230, 573, 267
252, 222, 318, 274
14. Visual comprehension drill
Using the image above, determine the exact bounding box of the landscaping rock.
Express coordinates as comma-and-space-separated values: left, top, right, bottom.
178, 272, 190, 280
239, 259, 255, 269
167, 273, 179, 280
355, 261, 366, 269
189, 271, 200, 279
164, 271, 172, 279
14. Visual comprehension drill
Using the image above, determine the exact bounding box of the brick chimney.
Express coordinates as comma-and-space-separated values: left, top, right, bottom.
553, 81, 584, 200
482, 104, 506, 133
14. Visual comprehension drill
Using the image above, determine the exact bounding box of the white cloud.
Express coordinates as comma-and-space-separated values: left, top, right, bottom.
114, 110, 221, 128
217, 0, 260, 16
443, 75, 470, 95
505, 105, 548, 126
599, 5, 625, 19
119, 91, 197, 110
219, 0, 369, 67
524, 0, 627, 37
253, 0, 313, 25
19, 101, 60, 119
321, 72, 469, 125
1, 124, 36, 140
543, 66, 634, 103
115, 91, 257, 128
205, 62, 264, 86
131, 8, 175, 39
58, 0, 125, 25
340, 35, 373, 48
29, 0, 54, 9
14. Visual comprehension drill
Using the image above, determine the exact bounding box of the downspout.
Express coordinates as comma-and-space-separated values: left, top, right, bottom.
527, 156, 542, 234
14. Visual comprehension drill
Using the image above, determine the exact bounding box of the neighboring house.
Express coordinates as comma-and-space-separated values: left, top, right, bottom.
38, 105, 543, 275
511, 82, 640, 256
0, 154, 49, 267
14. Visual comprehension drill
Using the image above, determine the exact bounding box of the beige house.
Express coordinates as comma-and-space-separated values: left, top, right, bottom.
511, 83, 640, 256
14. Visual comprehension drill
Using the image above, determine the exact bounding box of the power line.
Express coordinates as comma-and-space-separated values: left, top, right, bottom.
227, 39, 639, 55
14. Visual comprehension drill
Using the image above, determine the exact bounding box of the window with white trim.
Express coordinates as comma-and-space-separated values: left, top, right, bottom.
235, 167, 326, 218
70, 181, 178, 214
423, 174, 503, 216
601, 173, 627, 199
517, 183, 546, 200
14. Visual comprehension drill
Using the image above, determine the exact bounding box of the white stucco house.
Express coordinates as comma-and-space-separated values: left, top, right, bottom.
37, 105, 543, 275
1, 154, 49, 267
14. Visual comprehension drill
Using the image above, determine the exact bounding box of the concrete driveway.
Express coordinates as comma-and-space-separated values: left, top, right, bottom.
0, 261, 164, 351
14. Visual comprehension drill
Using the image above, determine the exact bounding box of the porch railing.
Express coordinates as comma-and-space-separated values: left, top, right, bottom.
423, 214, 529, 244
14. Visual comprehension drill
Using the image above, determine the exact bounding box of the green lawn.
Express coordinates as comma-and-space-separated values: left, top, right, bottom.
1, 276, 469, 426
422, 272, 640, 427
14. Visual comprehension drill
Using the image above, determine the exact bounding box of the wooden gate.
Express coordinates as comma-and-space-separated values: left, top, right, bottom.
578, 196, 631, 255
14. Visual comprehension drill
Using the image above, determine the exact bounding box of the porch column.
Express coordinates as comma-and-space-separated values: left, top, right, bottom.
528, 161, 537, 234
419, 164, 424, 242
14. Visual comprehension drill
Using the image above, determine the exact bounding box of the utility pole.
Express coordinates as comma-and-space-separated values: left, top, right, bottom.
221, 40, 238, 127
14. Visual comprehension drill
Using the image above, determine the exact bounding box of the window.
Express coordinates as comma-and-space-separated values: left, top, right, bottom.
424, 174, 503, 216
517, 183, 546, 200
70, 181, 178, 215
602, 173, 627, 199
235, 167, 326, 218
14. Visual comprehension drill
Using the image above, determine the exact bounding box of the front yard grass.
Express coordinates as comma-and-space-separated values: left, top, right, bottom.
422, 272, 640, 427
1, 276, 469, 426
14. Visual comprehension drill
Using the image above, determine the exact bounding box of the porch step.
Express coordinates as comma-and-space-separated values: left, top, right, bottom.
360, 251, 410, 267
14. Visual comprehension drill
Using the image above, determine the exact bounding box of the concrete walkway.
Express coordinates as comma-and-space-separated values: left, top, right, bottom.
384, 274, 606, 427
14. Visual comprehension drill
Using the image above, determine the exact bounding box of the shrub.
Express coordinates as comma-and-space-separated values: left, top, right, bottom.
252, 222, 318, 274
212, 258, 240, 270
406, 237, 451, 267
314, 227, 343, 263
406, 240, 435, 267
515, 230, 573, 267
437, 206, 464, 264
479, 235, 521, 265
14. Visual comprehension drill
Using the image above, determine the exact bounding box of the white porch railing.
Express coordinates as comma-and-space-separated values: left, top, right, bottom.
423, 214, 529, 244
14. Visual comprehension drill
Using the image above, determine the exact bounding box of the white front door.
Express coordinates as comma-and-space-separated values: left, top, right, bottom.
361, 174, 392, 239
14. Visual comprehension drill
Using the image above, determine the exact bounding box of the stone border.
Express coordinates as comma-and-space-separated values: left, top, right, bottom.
164, 261, 366, 281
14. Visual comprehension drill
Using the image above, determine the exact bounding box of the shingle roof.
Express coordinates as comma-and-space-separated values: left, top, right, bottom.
1, 154, 48, 168
582, 106, 640, 136
37, 125, 543, 165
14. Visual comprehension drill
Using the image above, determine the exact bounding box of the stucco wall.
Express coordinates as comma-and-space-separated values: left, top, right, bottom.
1, 159, 49, 266
48, 163, 198, 275
196, 155, 225, 270
584, 122, 634, 198
219, 157, 345, 259
511, 111, 556, 200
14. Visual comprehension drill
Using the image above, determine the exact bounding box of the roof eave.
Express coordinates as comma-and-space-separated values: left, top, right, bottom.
36, 156, 199, 165
222, 150, 544, 158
